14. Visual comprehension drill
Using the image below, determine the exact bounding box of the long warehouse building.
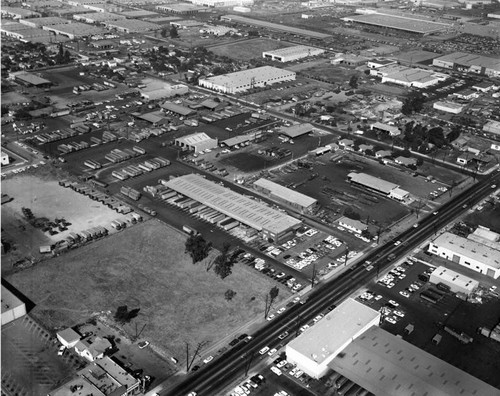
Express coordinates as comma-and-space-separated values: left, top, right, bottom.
198, 66, 296, 94
165, 174, 302, 242
253, 178, 318, 213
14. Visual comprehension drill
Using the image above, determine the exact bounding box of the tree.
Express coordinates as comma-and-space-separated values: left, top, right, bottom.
401, 91, 425, 115
170, 25, 179, 39
185, 234, 212, 264
161, 27, 168, 38
213, 242, 238, 279
264, 286, 280, 318
225, 289, 236, 301
114, 306, 140, 324
349, 75, 358, 89
64, 49, 71, 64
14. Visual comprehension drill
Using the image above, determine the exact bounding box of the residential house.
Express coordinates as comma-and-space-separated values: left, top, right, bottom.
375, 150, 392, 158
358, 144, 374, 154
74, 336, 112, 362
395, 156, 417, 167
338, 217, 368, 234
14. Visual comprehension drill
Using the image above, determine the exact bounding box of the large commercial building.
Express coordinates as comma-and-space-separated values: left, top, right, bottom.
43, 22, 105, 38
140, 83, 189, 101
428, 232, 500, 279
433, 101, 464, 114
198, 66, 296, 94
263, 45, 325, 62
433, 52, 500, 78
381, 67, 447, 88
279, 123, 314, 138
73, 12, 126, 24
429, 266, 479, 296
286, 298, 380, 379
329, 325, 500, 396
189, 0, 254, 7
253, 178, 318, 213
105, 19, 161, 33
165, 174, 302, 242
174, 132, 218, 153
483, 120, 500, 136
1, 285, 27, 326
342, 13, 450, 35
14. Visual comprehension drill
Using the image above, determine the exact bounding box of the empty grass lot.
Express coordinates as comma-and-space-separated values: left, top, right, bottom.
209, 38, 293, 61
7, 220, 290, 359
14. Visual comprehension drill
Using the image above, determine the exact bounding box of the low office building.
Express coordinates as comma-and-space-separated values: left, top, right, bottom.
74, 336, 112, 362
329, 325, 500, 396
279, 123, 314, 139
338, 217, 367, 234
286, 298, 380, 379
175, 132, 218, 153
388, 187, 410, 201
1, 285, 26, 326
198, 66, 296, 94
429, 266, 479, 296
428, 232, 500, 279
48, 356, 140, 396
263, 45, 324, 62
347, 172, 399, 195
433, 101, 464, 114
165, 174, 302, 242
253, 178, 318, 213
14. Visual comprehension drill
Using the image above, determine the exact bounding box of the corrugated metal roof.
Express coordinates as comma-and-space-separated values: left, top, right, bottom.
254, 178, 317, 209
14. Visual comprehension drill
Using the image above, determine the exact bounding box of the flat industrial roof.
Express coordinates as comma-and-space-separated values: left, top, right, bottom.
395, 50, 441, 64
280, 123, 314, 138
75, 12, 126, 21
1, 285, 25, 314
19, 16, 70, 26
222, 14, 330, 38
348, 172, 399, 194
344, 14, 449, 34
254, 178, 317, 208
47, 22, 104, 36
432, 232, 500, 269
330, 326, 500, 396
222, 134, 253, 147
430, 266, 479, 291
165, 174, 302, 235
175, 132, 214, 146
200, 66, 295, 89
384, 68, 444, 84
105, 19, 160, 31
14, 72, 51, 86
434, 52, 500, 72
263, 45, 324, 57
161, 101, 195, 116
288, 299, 380, 365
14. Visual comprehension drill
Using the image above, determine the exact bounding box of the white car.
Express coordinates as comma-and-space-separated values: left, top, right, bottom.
277, 307, 286, 314
277, 360, 288, 368
259, 346, 270, 355
57, 345, 66, 356
294, 370, 304, 378
289, 367, 298, 376
394, 310, 405, 318
394, 240, 402, 246
268, 348, 278, 356
266, 314, 275, 321
399, 291, 410, 298
388, 300, 399, 307
385, 316, 397, 324
299, 324, 310, 333
271, 366, 282, 376
203, 356, 213, 364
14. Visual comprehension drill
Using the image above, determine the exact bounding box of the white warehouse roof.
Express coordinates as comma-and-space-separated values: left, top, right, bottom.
199, 66, 295, 89
330, 326, 500, 396
287, 298, 380, 366
263, 45, 324, 58
253, 178, 317, 209
348, 172, 399, 194
432, 232, 500, 269
430, 266, 479, 293
165, 174, 301, 235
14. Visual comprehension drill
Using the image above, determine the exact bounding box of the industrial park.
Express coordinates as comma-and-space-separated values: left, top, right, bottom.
1, 0, 500, 395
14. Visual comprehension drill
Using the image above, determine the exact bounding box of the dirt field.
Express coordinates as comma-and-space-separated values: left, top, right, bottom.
209, 37, 293, 61
1, 174, 131, 266
6, 220, 291, 360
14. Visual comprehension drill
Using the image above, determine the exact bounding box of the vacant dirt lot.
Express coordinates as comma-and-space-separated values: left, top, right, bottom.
7, 220, 291, 360
209, 37, 293, 60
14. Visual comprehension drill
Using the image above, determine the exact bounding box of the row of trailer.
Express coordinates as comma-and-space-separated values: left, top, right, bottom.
112, 156, 170, 181
59, 179, 132, 214
200, 108, 242, 123
58, 140, 89, 154
35, 126, 90, 144
105, 146, 145, 164
143, 180, 241, 231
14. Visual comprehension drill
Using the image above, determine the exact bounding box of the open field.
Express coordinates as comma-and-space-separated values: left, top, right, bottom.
1, 174, 131, 265
7, 220, 291, 360
209, 37, 293, 61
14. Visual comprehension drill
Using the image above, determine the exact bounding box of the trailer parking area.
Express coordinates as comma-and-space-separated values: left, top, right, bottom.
6, 220, 292, 363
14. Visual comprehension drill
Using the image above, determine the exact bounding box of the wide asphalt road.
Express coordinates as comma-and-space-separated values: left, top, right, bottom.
154, 170, 499, 396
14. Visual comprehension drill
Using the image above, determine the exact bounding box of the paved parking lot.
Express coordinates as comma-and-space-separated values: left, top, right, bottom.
1, 316, 81, 396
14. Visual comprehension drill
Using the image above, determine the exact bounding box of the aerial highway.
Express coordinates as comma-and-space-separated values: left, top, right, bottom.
159, 170, 499, 396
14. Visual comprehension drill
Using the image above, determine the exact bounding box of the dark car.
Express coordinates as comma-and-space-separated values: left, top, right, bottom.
191, 365, 200, 372
229, 339, 239, 347
238, 333, 248, 340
